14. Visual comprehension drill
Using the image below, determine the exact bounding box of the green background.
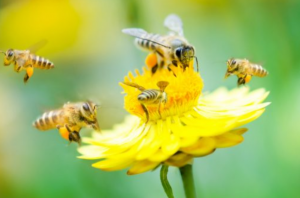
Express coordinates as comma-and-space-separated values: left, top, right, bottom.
0, 0, 299, 197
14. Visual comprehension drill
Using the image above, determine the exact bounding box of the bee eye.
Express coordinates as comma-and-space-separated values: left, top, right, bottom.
231, 60, 236, 65
175, 48, 181, 58
83, 103, 90, 111
7, 51, 14, 57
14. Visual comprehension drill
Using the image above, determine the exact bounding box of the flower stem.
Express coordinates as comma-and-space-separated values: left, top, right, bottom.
160, 164, 175, 198
180, 164, 197, 198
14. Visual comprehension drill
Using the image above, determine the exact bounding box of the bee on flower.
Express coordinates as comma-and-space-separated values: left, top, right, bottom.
122, 14, 198, 74
122, 81, 169, 122
78, 64, 269, 174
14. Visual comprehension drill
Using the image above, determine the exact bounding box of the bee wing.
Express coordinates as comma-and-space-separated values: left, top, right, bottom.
122, 28, 149, 38
122, 28, 171, 49
164, 14, 184, 36
122, 81, 146, 91
157, 81, 169, 92
16, 56, 26, 67
27, 39, 48, 53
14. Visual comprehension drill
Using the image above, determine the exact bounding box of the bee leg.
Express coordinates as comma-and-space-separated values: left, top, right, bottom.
158, 102, 162, 119
14, 62, 22, 73
237, 77, 246, 86
172, 60, 178, 67
68, 131, 81, 146
64, 124, 81, 145
24, 65, 34, 83
141, 104, 149, 122
151, 64, 158, 75
167, 64, 177, 77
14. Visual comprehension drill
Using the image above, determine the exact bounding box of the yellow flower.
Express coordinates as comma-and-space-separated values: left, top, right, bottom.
78, 55, 270, 175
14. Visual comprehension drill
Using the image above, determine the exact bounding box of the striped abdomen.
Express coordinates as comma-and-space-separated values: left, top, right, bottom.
138, 89, 161, 104
135, 33, 165, 52
33, 110, 63, 131
250, 64, 268, 77
30, 54, 54, 69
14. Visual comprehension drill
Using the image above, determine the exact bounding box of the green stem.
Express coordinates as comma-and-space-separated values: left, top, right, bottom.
160, 164, 175, 198
180, 164, 197, 198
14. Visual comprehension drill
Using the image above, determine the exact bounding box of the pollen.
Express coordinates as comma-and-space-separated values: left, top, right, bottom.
145, 53, 157, 68
120, 63, 203, 122
26, 67, 34, 78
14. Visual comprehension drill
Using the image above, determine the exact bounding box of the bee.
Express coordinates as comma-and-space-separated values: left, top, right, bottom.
122, 81, 169, 122
33, 101, 100, 144
0, 42, 54, 83
225, 58, 268, 85
122, 14, 198, 74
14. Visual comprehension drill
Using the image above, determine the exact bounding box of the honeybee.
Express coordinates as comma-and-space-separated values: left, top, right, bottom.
0, 43, 54, 83
33, 101, 100, 144
122, 14, 198, 74
225, 58, 268, 85
122, 81, 169, 121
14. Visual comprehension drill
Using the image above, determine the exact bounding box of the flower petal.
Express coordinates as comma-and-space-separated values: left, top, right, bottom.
181, 137, 216, 156
127, 160, 160, 175
215, 128, 247, 148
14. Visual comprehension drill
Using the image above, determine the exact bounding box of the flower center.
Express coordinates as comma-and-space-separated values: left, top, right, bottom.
120, 56, 203, 122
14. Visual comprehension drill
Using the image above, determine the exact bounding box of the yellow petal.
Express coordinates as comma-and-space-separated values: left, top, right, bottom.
148, 149, 171, 162
181, 137, 216, 156
127, 160, 160, 175
92, 158, 134, 171
136, 125, 162, 160
215, 128, 247, 148
161, 121, 180, 156
165, 153, 193, 167
77, 145, 109, 159
179, 136, 199, 147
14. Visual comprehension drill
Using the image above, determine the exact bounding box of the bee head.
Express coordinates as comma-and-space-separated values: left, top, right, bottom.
3, 49, 15, 66
80, 101, 101, 131
174, 45, 195, 67
225, 58, 238, 78
227, 58, 237, 69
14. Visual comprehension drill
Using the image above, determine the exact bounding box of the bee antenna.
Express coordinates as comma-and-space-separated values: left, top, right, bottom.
192, 56, 199, 72
0, 51, 5, 55
145, 39, 171, 49
134, 37, 171, 49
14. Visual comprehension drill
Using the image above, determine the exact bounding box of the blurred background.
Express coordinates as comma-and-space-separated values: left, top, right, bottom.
0, 0, 299, 197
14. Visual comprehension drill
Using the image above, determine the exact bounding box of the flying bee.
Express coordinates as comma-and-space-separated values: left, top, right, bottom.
122, 81, 169, 122
33, 101, 100, 144
122, 14, 198, 74
225, 58, 268, 86
0, 41, 54, 83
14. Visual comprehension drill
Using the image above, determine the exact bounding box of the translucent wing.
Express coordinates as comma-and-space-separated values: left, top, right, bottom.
122, 28, 171, 49
27, 39, 48, 53
122, 28, 149, 38
164, 14, 184, 36
16, 58, 26, 67
122, 82, 146, 91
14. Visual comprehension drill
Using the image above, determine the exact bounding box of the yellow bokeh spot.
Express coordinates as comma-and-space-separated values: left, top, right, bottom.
0, 0, 81, 55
